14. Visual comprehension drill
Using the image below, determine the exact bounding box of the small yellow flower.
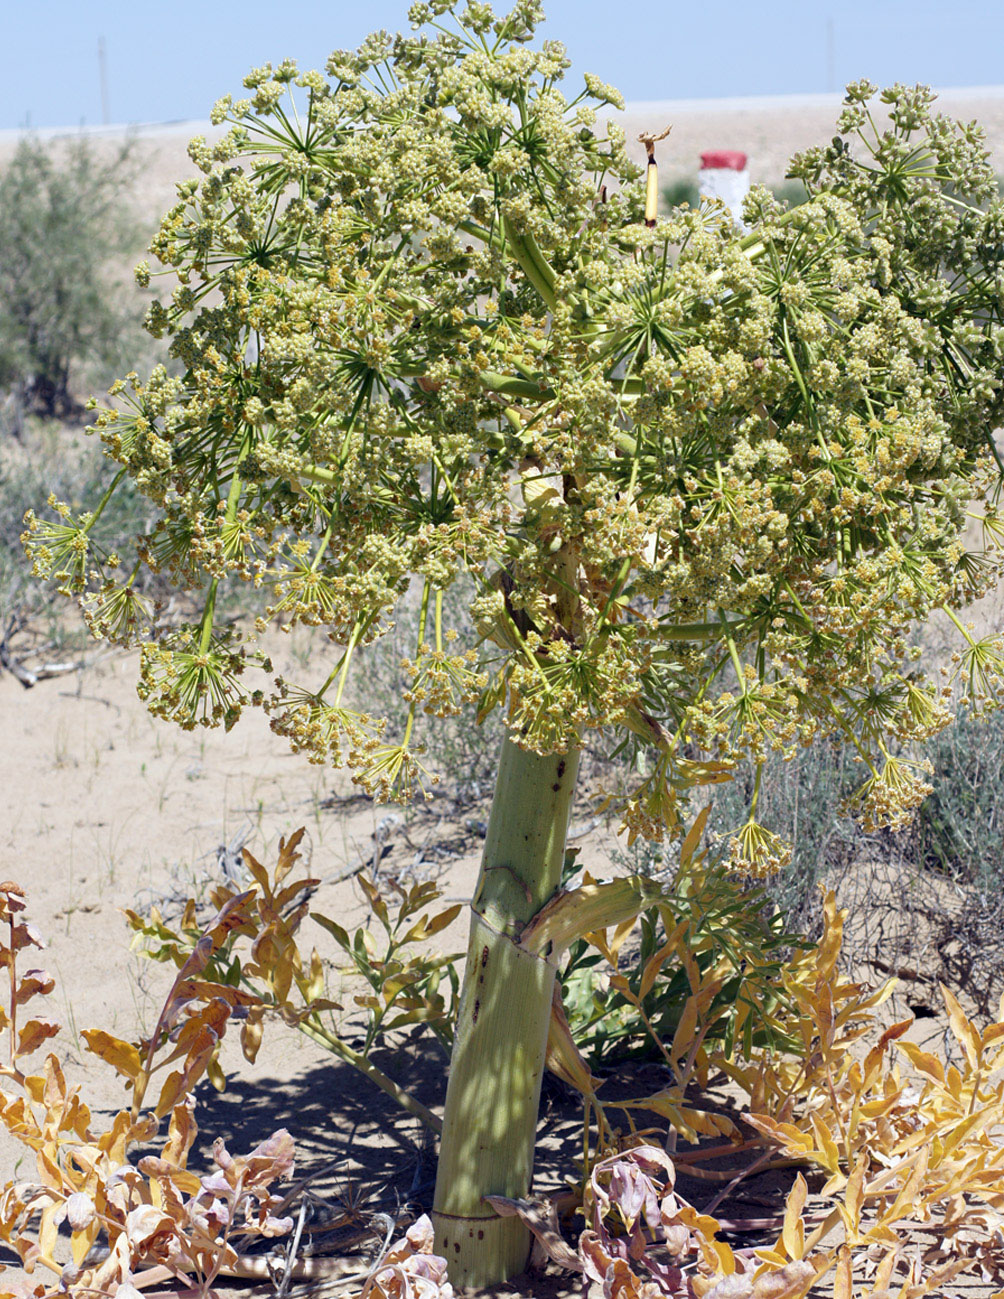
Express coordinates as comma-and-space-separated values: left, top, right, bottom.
725, 819, 792, 879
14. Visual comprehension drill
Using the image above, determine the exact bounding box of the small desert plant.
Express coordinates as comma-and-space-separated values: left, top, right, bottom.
662, 177, 701, 209
314, 874, 463, 1058
12, 856, 1004, 1296
0, 879, 298, 1295
126, 829, 460, 1133
0, 876, 459, 1298
499, 893, 1004, 1297
770, 177, 810, 207
430, 891, 1004, 1296
559, 814, 804, 1069
127, 810, 812, 1142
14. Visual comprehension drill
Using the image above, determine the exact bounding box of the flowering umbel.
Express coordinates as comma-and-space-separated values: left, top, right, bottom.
24, 5, 1004, 832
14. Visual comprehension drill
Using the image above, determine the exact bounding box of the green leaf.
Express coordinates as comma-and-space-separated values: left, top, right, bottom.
312, 912, 350, 950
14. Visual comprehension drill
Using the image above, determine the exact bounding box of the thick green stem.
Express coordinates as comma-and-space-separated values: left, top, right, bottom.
432, 735, 580, 1285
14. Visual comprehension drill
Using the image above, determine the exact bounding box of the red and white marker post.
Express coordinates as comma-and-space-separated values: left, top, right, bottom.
698, 149, 750, 226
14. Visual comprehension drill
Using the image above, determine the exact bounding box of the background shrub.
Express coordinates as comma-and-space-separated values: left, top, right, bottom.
915, 707, 1004, 888
0, 134, 146, 430
0, 421, 155, 672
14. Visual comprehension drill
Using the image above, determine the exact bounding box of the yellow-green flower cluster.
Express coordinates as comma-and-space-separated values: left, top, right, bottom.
24, 3, 1004, 821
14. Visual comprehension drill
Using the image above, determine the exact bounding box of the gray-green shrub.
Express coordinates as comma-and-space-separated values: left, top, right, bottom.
0, 135, 144, 425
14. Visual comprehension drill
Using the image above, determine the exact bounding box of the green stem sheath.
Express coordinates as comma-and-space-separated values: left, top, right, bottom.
432, 734, 580, 1285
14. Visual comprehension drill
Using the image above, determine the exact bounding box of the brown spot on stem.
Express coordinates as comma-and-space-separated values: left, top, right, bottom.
552, 783, 560, 792
478, 1229, 485, 1240
557, 759, 566, 778
473, 999, 480, 1024
481, 945, 489, 967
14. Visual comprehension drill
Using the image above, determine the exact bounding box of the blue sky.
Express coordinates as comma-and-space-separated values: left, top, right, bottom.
3, 0, 1003, 131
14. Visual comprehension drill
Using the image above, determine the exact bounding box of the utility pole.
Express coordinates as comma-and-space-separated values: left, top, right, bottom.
98, 35, 110, 125
826, 17, 836, 94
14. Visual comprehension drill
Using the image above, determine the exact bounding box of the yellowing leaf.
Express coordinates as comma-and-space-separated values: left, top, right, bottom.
37, 1199, 61, 1265
670, 996, 700, 1064
815, 891, 845, 983
879, 1147, 928, 1228
206, 1051, 227, 1094
808, 1112, 840, 1174
639, 935, 677, 1001
832, 1246, 852, 1299
521, 472, 562, 512
70, 1215, 101, 1267
81, 1029, 143, 1081
546, 985, 602, 1098
304, 947, 325, 1002
782, 1173, 807, 1260
680, 805, 710, 866
676, 1106, 741, 1141
124, 1203, 172, 1250
681, 942, 702, 995
941, 1106, 990, 1157
871, 1248, 899, 1294
940, 983, 980, 1069
894, 1039, 944, 1085
420, 903, 463, 938
981, 1021, 1004, 1049
161, 1101, 198, 1168
15, 1019, 59, 1058
745, 1113, 814, 1156
609, 915, 638, 964
154, 1069, 186, 1118
13, 970, 55, 1006
313, 912, 350, 949
843, 1154, 866, 1241
275, 827, 305, 884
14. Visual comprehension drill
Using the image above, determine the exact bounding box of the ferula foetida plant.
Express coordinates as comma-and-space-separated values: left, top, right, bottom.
22, 0, 1004, 1283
